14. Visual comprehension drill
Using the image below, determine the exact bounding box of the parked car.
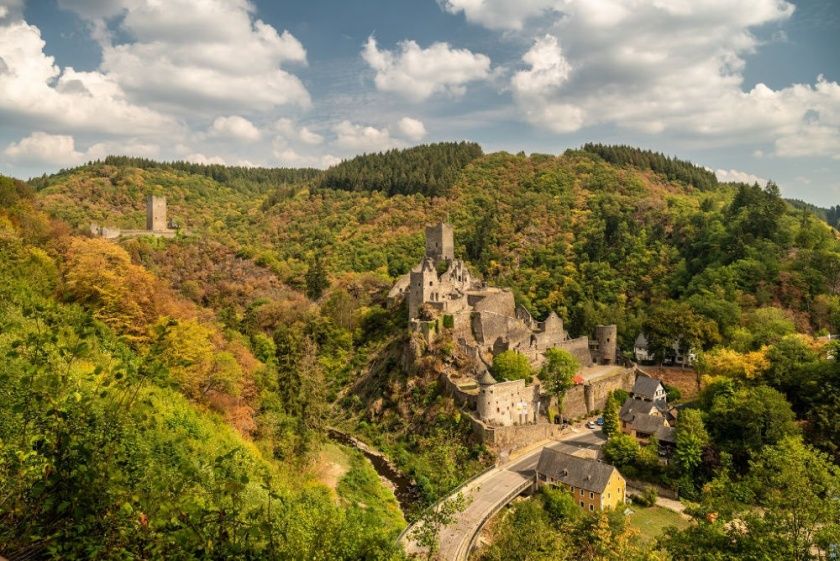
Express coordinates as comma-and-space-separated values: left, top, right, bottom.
586, 421, 598, 429
596, 417, 604, 426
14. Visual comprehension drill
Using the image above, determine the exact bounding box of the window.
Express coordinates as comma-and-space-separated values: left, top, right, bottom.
580, 489, 584, 496
589, 505, 594, 512
590, 492, 594, 499
579, 501, 584, 508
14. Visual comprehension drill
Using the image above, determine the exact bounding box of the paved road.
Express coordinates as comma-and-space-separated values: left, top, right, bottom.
402, 425, 606, 560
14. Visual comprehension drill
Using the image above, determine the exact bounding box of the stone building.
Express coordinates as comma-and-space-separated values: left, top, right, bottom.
91, 195, 176, 239
389, 222, 617, 368
534, 448, 626, 511
476, 371, 541, 427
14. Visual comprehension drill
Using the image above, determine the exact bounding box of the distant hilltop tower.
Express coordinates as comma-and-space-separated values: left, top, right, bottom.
425, 222, 454, 263
146, 195, 167, 232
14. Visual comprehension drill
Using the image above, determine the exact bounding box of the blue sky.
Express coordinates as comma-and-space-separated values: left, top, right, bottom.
1, 0, 839, 205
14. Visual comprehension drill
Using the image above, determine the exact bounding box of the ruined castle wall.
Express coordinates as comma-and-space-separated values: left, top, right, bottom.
468, 416, 565, 453
481, 379, 539, 426
559, 368, 636, 419
556, 337, 594, 367
471, 290, 516, 317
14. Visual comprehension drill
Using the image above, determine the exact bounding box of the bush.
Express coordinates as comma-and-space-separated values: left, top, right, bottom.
443, 314, 455, 329
603, 433, 640, 468
491, 350, 533, 383
634, 485, 658, 507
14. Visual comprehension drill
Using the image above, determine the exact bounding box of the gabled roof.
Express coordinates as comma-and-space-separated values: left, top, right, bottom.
536, 448, 620, 494
628, 413, 668, 435
632, 375, 663, 400
619, 398, 662, 422
655, 426, 677, 444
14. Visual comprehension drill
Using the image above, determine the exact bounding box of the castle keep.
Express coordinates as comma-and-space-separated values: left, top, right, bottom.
389, 222, 617, 370
91, 195, 176, 239
390, 223, 632, 433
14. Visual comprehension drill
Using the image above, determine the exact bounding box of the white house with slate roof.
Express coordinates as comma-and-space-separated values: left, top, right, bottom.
534, 448, 626, 511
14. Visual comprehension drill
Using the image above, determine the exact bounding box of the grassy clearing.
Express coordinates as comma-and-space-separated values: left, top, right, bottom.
336, 445, 407, 538
626, 505, 689, 544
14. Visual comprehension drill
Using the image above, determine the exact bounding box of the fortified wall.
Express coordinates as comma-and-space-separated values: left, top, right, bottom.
391, 223, 629, 436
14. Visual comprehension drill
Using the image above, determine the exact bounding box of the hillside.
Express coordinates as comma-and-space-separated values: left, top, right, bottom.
6, 144, 840, 558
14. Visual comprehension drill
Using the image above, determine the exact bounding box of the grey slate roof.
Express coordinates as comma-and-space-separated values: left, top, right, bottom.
655, 426, 677, 444
634, 332, 649, 349
478, 371, 497, 386
619, 398, 661, 422
628, 413, 668, 435
632, 375, 663, 400
536, 448, 619, 494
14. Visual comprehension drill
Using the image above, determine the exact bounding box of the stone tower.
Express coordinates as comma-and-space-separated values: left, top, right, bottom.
425, 223, 454, 263
408, 258, 438, 319
146, 195, 167, 232
594, 324, 618, 365
476, 370, 497, 422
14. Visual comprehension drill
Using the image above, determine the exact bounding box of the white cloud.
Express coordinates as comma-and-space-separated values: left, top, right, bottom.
274, 118, 324, 145
396, 117, 427, 141
362, 36, 491, 102
1, 131, 160, 167
271, 144, 340, 168
4, 132, 86, 166
61, 0, 310, 113
184, 152, 227, 165
332, 120, 401, 152
511, 35, 571, 96
208, 115, 261, 142
439, 0, 557, 31
0, 21, 177, 134
714, 168, 767, 185
494, 0, 840, 159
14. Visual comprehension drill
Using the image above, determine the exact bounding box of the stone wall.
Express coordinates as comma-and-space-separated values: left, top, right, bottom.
468, 415, 565, 452
557, 337, 594, 367
471, 290, 516, 317
560, 368, 636, 419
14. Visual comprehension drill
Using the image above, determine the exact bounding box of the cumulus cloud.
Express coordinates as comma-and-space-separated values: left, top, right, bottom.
60, 0, 310, 113
208, 115, 261, 142
184, 152, 227, 165
439, 0, 557, 31
362, 36, 491, 102
271, 144, 340, 168
2, 131, 160, 167
274, 118, 324, 145
0, 20, 177, 134
332, 120, 401, 152
396, 117, 427, 141
715, 168, 768, 185
452, 0, 840, 159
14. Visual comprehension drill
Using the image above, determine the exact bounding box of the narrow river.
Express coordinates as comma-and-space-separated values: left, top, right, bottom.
326, 428, 421, 514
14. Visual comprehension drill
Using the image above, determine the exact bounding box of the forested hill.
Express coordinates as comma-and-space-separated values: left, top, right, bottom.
5, 144, 840, 558
316, 141, 483, 196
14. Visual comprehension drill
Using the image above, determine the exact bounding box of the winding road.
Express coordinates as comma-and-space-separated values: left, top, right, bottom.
401, 426, 606, 560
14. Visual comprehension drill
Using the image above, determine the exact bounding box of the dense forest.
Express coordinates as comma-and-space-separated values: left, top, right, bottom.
4, 143, 840, 559
316, 141, 483, 196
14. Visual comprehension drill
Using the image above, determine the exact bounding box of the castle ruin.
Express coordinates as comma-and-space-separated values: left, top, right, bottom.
91, 195, 177, 239
390, 223, 632, 431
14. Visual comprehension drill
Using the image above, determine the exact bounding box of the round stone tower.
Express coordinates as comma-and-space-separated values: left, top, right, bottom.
476, 370, 497, 422
595, 324, 618, 365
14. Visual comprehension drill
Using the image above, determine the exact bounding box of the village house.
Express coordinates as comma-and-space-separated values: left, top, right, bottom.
620, 375, 677, 450
633, 332, 696, 366
534, 448, 626, 511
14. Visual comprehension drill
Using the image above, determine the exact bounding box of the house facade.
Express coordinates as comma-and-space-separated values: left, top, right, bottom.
534, 448, 626, 511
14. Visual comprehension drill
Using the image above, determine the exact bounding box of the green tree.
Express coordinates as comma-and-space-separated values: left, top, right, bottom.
491, 350, 533, 382
601, 391, 622, 437
603, 433, 640, 468
410, 492, 470, 561
673, 408, 709, 492
540, 348, 579, 402
706, 385, 799, 468
305, 254, 329, 300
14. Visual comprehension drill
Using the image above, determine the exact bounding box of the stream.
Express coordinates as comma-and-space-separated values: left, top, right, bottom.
326, 428, 421, 514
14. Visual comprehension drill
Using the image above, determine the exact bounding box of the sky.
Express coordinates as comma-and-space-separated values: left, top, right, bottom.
0, 0, 839, 206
